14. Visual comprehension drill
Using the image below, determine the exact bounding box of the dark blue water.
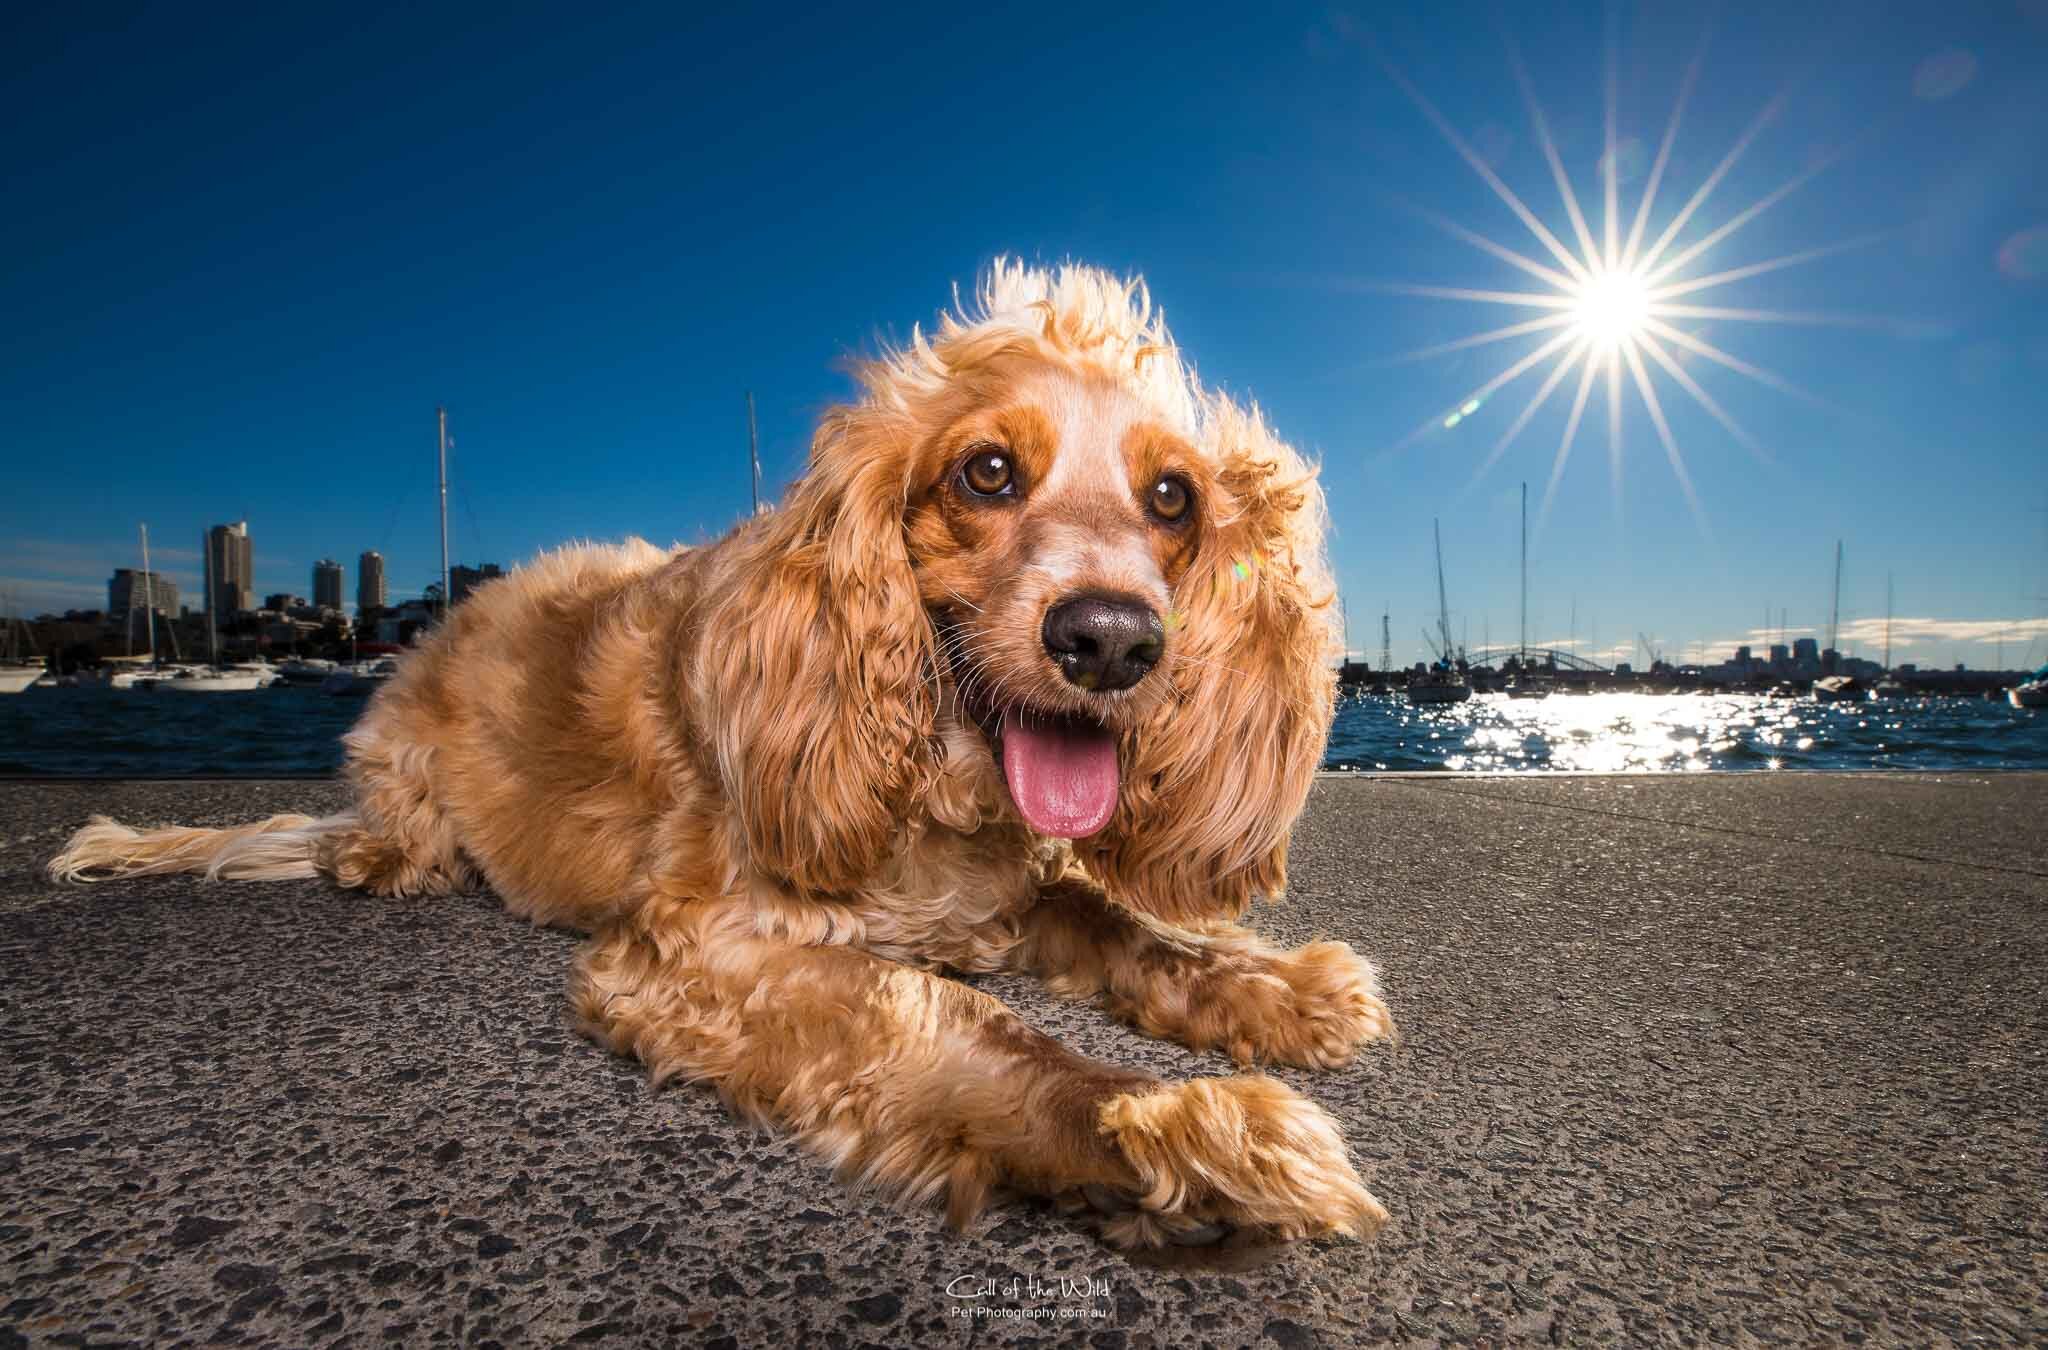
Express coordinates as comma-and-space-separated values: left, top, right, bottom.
1, 684, 2042, 778
0, 685, 363, 777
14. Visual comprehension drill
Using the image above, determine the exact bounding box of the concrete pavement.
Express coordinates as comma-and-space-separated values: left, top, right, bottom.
3, 774, 2044, 1346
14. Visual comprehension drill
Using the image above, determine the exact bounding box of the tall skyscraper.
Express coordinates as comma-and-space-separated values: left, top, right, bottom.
108, 568, 178, 619
206, 521, 254, 617
313, 559, 344, 610
357, 551, 387, 612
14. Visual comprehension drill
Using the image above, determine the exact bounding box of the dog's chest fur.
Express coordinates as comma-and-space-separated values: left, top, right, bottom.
740, 711, 1065, 972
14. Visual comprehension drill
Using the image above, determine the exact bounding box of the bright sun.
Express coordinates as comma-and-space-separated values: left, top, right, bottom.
1571, 267, 1651, 347
1372, 21, 1867, 537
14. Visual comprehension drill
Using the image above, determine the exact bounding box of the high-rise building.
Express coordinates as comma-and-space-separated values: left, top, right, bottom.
312, 559, 344, 610
448, 562, 504, 606
206, 521, 254, 617
357, 551, 387, 613
1792, 637, 1820, 671
108, 568, 178, 619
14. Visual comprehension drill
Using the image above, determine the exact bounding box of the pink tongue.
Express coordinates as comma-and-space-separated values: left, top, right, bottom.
1001, 708, 1120, 838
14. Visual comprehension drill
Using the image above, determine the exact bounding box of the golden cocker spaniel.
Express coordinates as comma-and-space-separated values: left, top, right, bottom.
51, 261, 1394, 1249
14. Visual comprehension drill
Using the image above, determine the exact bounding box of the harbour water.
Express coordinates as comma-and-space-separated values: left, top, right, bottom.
1325, 688, 2046, 773
2, 684, 2043, 777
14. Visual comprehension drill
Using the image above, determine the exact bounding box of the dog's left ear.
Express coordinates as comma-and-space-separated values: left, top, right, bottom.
695, 407, 937, 897
1082, 407, 1338, 925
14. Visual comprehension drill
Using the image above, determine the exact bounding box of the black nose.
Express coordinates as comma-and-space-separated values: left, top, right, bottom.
1042, 595, 1165, 692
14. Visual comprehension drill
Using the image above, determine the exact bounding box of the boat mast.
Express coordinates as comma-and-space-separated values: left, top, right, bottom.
1434, 518, 1452, 665
203, 527, 218, 669
437, 407, 451, 623
1883, 573, 1893, 672
1827, 539, 1843, 670
140, 523, 155, 664
1519, 481, 1528, 665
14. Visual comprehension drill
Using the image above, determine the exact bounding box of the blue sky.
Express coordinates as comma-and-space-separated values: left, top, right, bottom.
3, 1, 2045, 670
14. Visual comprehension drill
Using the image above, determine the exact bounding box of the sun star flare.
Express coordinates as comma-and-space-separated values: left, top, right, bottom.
1370, 21, 1881, 536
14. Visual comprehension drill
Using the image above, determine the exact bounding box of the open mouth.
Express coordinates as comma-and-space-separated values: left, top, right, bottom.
988, 705, 1120, 839
939, 615, 1122, 839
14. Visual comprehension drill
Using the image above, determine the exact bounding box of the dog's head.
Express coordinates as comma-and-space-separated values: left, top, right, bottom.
703, 262, 1337, 921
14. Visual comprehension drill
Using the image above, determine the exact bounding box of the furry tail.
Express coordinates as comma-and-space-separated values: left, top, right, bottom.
48, 811, 359, 884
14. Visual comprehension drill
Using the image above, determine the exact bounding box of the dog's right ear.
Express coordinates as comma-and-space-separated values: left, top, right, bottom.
693, 407, 938, 898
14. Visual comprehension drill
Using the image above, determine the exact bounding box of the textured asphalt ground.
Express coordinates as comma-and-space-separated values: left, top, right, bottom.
3, 774, 2044, 1347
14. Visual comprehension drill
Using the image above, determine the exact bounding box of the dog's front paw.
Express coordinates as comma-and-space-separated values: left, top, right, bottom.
1264, 940, 1395, 1068
1182, 939, 1394, 1069
1086, 1076, 1388, 1250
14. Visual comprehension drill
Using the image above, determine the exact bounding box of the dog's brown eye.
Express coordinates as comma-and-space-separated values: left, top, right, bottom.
961, 448, 1014, 497
1149, 475, 1191, 523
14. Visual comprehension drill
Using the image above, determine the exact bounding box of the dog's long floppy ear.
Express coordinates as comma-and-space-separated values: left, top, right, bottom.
695, 406, 937, 897
1082, 403, 1339, 925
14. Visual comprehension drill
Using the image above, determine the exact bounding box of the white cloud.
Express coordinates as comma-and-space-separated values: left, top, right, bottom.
1686, 617, 2048, 667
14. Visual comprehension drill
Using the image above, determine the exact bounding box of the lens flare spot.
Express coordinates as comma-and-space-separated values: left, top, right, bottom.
1996, 224, 2048, 281
1597, 137, 1649, 186
1912, 49, 1977, 101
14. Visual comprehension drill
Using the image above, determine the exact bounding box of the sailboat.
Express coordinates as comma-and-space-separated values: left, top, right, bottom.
329, 407, 457, 695
0, 588, 42, 693
160, 526, 269, 692
2009, 668, 2048, 708
1408, 520, 1472, 705
1504, 482, 1549, 699
1871, 575, 1911, 699
1335, 599, 1373, 688
103, 524, 196, 689
1810, 541, 1869, 703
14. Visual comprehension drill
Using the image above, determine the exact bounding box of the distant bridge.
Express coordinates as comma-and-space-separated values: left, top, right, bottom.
1460, 646, 1612, 674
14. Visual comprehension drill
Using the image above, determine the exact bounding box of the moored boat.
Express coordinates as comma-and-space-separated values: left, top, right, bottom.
0, 664, 42, 695
321, 659, 398, 696
0, 596, 41, 693
276, 658, 337, 686
1409, 519, 1471, 705
1811, 675, 1869, 703
158, 668, 271, 693
1408, 666, 1473, 705
2010, 665, 2048, 709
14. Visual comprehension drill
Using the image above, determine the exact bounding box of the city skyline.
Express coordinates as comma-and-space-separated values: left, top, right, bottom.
3, 3, 2044, 672
72, 525, 490, 623
43, 502, 2044, 673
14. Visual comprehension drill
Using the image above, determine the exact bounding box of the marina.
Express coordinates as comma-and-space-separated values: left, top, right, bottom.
1, 680, 2042, 778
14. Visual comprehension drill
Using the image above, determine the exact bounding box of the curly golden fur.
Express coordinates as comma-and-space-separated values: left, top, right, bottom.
49, 261, 1394, 1248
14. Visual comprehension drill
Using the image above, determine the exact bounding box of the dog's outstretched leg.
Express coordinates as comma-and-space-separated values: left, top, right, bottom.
570, 899, 1387, 1249
1011, 877, 1396, 1069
